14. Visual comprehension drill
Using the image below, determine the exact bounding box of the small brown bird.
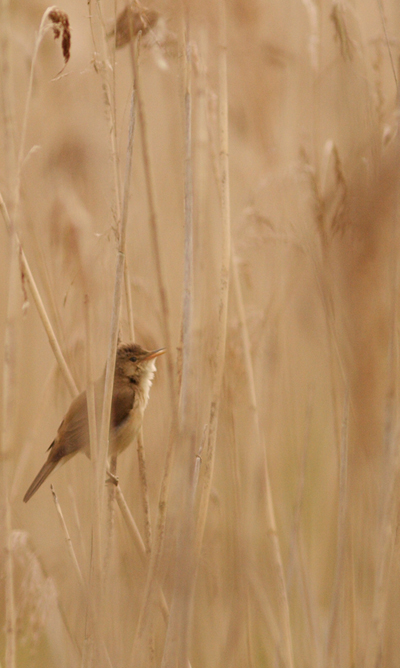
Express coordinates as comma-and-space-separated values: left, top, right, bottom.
23, 343, 165, 503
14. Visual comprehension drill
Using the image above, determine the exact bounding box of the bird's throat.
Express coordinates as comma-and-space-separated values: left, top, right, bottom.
138, 359, 157, 409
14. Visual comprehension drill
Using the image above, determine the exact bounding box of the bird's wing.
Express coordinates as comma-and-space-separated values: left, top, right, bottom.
53, 390, 91, 459
50, 379, 135, 461
111, 383, 135, 428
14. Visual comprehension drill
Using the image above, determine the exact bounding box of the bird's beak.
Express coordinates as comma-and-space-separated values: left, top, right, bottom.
144, 348, 166, 360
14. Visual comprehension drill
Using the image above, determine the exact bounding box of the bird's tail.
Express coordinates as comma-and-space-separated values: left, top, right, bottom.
23, 459, 60, 503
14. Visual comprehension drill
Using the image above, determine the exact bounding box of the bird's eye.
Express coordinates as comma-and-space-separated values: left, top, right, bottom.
130, 356, 137, 363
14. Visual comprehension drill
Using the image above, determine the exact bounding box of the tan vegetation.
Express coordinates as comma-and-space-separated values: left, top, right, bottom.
1, 0, 400, 666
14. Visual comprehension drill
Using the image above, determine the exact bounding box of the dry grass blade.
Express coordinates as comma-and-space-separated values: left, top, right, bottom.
128, 40, 175, 396
1, 233, 19, 668
325, 388, 350, 666
15, 6, 71, 210
136, 429, 152, 554
0, 194, 78, 397
0, 0, 16, 180
159, 9, 196, 667
128, 35, 179, 668
49, 489, 113, 668
101, 85, 137, 578
4, 500, 16, 668
111, 478, 169, 624
195, 0, 231, 560
51, 485, 85, 590
231, 253, 294, 668
195, 11, 294, 661
97, 84, 136, 539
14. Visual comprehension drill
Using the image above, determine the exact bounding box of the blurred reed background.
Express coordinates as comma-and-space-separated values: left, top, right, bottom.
1, 0, 400, 666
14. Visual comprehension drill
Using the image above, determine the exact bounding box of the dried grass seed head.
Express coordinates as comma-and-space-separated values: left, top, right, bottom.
48, 8, 71, 64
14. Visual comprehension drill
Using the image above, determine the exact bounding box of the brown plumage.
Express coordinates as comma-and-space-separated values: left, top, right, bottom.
23, 343, 165, 503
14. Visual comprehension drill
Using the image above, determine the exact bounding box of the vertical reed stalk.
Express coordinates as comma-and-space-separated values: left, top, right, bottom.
160, 6, 195, 666
128, 35, 179, 668
128, 39, 175, 397
83, 291, 102, 668
4, 502, 16, 668
91, 0, 135, 340
51, 485, 85, 590
1, 23, 17, 665
1, 226, 19, 668
136, 429, 152, 555
326, 389, 350, 667
195, 0, 231, 561
231, 252, 295, 668
102, 86, 136, 575
367, 149, 400, 668
97, 84, 136, 542
201, 38, 294, 662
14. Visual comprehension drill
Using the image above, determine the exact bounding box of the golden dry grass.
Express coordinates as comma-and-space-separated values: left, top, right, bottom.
1, 0, 400, 666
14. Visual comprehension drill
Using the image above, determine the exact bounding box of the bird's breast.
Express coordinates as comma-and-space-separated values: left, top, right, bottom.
110, 388, 148, 455
110, 360, 156, 456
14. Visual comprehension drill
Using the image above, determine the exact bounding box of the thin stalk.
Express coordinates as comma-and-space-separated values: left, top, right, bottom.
122, 235, 152, 560
90, 0, 136, 348
97, 84, 136, 536
112, 480, 169, 624
68, 484, 87, 567
200, 23, 294, 663
14, 7, 66, 213
136, 429, 152, 555
103, 453, 117, 576
83, 293, 102, 668
367, 148, 400, 668
113, 480, 147, 563
286, 388, 313, 594
50, 481, 118, 668
92, 0, 122, 228
51, 485, 85, 591
228, 398, 255, 668
192, 426, 207, 503
160, 8, 196, 666
112, 54, 152, 561
286, 390, 320, 667
84, 296, 98, 464
91, 0, 137, 337
128, 37, 179, 668
0, 0, 16, 189
325, 388, 350, 667
2, 226, 19, 668
128, 39, 175, 399
180, 1, 194, 417
195, 0, 231, 562
231, 252, 294, 668
124, 259, 136, 340
4, 502, 16, 668
0, 194, 78, 397
130, 428, 176, 667
189, 29, 208, 512
1, 15, 17, 665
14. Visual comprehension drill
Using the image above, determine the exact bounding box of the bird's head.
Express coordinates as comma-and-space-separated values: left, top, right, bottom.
115, 343, 165, 387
